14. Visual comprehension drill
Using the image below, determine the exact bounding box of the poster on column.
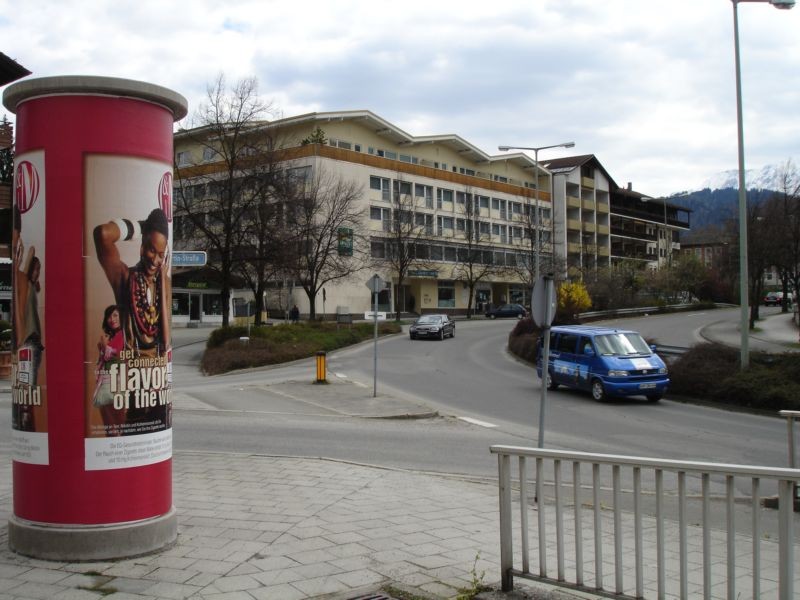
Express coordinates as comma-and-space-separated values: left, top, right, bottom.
83, 155, 173, 470
11, 151, 49, 465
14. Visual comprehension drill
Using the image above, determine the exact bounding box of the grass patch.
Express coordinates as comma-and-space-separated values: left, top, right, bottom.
201, 321, 402, 375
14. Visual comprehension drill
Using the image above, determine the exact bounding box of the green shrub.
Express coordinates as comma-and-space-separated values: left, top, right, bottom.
201, 321, 401, 374
669, 342, 800, 411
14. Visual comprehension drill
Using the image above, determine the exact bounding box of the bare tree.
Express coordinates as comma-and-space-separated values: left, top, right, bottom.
764, 160, 800, 312
234, 162, 299, 324
379, 176, 434, 321
283, 166, 365, 319
507, 198, 565, 291
174, 75, 274, 327
450, 188, 505, 317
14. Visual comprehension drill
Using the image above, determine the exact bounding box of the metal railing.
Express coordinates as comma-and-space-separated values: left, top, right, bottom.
492, 445, 800, 599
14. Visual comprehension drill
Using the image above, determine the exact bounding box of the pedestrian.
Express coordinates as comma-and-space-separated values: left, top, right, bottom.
290, 305, 300, 323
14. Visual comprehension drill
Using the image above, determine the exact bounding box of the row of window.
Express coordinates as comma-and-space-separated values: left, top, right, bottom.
369, 206, 554, 244
369, 176, 551, 221
369, 238, 543, 267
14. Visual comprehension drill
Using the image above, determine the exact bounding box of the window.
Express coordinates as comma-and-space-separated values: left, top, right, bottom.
459, 167, 476, 176
444, 247, 457, 262
492, 198, 500, 210
479, 221, 490, 235
370, 206, 391, 231
456, 191, 472, 205
202, 147, 217, 162
415, 184, 433, 208
493, 175, 508, 183
176, 151, 191, 166
437, 188, 454, 209
415, 212, 434, 235
371, 240, 386, 258
370, 176, 390, 202
431, 245, 443, 261
437, 216, 454, 235
456, 218, 466, 232
438, 281, 455, 308
393, 180, 412, 198
478, 195, 490, 209
384, 150, 397, 160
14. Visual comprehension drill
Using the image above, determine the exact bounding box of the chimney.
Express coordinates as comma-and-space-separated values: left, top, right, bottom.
627, 182, 632, 191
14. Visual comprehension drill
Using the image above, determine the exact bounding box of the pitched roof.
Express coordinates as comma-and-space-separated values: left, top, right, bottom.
0, 53, 30, 87
541, 154, 618, 189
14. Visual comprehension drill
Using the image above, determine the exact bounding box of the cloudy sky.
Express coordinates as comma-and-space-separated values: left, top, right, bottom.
1, 0, 797, 196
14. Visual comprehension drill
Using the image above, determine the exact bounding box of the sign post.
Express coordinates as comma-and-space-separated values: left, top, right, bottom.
532, 275, 557, 448
366, 274, 385, 397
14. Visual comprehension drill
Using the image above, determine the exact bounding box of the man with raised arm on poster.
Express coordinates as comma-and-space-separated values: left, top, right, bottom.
93, 209, 172, 430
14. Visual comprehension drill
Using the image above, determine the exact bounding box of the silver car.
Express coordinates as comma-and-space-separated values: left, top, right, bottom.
409, 314, 455, 340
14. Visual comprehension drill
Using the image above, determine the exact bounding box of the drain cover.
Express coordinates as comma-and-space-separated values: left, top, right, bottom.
346, 594, 399, 600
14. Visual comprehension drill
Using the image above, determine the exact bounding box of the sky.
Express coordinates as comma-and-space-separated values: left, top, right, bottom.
1, 0, 797, 197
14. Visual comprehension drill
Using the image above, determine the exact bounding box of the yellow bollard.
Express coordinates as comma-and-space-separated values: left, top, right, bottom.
315, 351, 327, 383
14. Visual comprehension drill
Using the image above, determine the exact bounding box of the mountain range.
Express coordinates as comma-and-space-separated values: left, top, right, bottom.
668, 163, 796, 233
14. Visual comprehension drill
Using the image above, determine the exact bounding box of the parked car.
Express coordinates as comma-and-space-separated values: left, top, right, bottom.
536, 325, 669, 403
409, 314, 455, 340
763, 291, 793, 306
485, 303, 527, 319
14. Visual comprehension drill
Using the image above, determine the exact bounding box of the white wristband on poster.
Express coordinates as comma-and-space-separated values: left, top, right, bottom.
112, 218, 129, 240
129, 219, 142, 241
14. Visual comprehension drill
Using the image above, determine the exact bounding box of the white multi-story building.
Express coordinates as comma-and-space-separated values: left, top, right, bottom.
173, 110, 565, 323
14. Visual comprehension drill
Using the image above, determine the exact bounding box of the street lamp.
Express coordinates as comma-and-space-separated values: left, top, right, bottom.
498, 142, 575, 282
731, 0, 794, 369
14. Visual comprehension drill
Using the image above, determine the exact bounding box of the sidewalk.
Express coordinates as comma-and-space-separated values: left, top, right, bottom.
699, 307, 800, 353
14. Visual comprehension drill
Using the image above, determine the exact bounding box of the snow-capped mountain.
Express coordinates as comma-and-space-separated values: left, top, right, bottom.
698, 163, 789, 193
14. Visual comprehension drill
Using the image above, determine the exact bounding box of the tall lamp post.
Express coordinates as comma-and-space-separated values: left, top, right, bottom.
498, 142, 575, 282
732, 0, 794, 369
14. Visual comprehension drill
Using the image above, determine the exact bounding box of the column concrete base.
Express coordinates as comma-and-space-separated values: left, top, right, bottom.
8, 507, 177, 561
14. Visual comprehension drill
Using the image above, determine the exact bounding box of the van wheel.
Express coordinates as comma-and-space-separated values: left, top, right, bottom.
591, 379, 607, 402
439, 329, 444, 341
546, 371, 559, 391
646, 394, 662, 403
450, 329, 455, 339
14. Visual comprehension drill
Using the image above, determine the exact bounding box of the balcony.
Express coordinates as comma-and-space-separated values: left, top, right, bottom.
581, 176, 595, 189
583, 222, 596, 233
567, 219, 582, 231
596, 201, 610, 214
567, 196, 581, 209
597, 246, 610, 257
568, 242, 582, 254
596, 224, 609, 235
582, 199, 595, 211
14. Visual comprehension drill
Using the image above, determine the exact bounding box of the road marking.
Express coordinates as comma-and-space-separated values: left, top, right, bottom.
335, 373, 348, 378
458, 416, 497, 428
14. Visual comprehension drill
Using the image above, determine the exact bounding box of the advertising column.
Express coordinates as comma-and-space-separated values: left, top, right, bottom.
3, 76, 187, 560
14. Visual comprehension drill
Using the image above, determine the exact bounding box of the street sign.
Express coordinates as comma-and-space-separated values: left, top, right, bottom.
172, 251, 207, 267
366, 274, 386, 294
364, 311, 387, 320
532, 275, 557, 328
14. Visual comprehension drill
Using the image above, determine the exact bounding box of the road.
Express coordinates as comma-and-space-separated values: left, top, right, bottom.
167, 308, 791, 479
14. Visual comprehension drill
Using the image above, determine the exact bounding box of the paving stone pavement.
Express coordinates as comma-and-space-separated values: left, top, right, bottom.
0, 449, 796, 599
0, 450, 589, 600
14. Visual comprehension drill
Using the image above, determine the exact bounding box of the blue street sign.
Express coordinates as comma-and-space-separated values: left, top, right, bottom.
172, 251, 207, 267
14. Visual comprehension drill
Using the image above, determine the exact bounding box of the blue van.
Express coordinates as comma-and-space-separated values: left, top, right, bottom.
536, 325, 669, 402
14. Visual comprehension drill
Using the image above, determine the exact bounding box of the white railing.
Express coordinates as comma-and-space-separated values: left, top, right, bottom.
491, 445, 800, 599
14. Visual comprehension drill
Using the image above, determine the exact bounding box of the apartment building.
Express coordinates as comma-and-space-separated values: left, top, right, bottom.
540, 154, 614, 277
172, 110, 558, 322
610, 185, 691, 270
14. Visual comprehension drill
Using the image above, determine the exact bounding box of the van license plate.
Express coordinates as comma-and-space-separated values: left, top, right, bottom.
639, 383, 656, 389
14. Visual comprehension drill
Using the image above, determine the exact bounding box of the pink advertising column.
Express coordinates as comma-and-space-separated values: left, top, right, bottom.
2, 76, 187, 559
